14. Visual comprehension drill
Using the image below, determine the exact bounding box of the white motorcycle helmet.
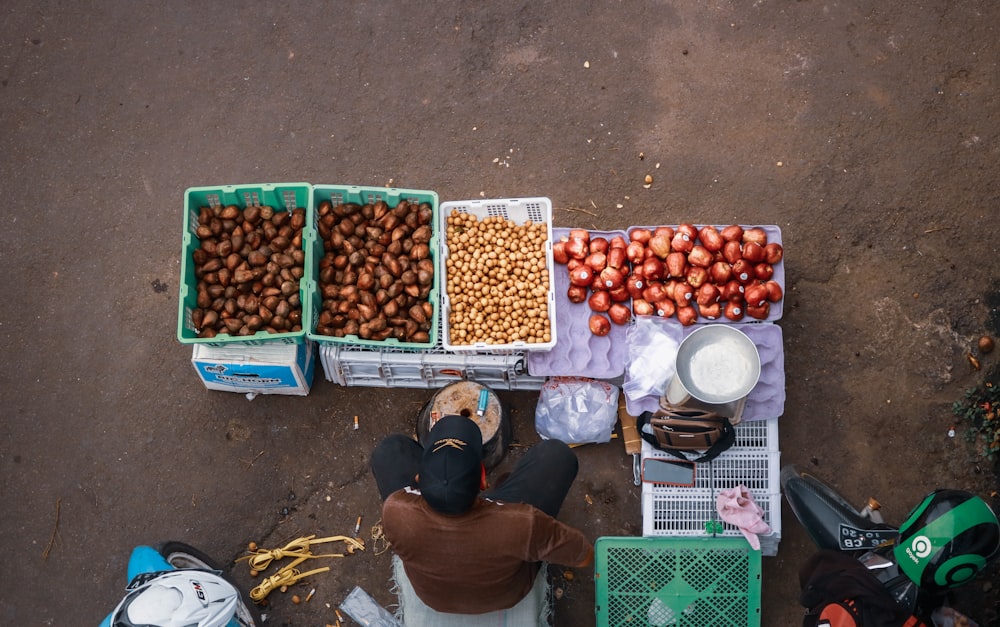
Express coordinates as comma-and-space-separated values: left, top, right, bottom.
111, 570, 243, 627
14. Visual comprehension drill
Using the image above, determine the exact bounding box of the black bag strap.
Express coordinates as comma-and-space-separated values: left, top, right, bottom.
636, 411, 736, 463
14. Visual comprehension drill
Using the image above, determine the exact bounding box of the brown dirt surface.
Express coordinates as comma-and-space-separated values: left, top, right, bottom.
1, 1, 998, 625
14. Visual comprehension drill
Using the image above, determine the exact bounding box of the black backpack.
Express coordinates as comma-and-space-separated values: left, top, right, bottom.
799, 550, 928, 627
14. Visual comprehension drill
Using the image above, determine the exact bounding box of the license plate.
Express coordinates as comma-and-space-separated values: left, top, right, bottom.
838, 524, 897, 550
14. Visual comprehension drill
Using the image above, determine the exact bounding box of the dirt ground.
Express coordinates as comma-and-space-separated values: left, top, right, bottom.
2, 1, 999, 625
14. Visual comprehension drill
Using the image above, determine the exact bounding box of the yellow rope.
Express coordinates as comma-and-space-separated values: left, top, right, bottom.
240, 533, 366, 603
236, 534, 364, 571
249, 557, 331, 603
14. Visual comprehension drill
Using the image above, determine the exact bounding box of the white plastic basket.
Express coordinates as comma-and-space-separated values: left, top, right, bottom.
439, 198, 557, 353
640, 419, 782, 556
317, 343, 546, 390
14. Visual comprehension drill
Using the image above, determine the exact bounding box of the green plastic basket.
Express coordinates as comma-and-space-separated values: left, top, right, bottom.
306, 184, 440, 350
178, 183, 314, 346
594, 536, 761, 627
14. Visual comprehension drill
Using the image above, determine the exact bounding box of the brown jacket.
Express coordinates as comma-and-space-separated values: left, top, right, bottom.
382, 488, 593, 614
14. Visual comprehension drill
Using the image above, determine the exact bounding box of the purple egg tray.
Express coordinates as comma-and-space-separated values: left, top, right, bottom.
527, 229, 631, 379
623, 322, 785, 421
627, 224, 784, 323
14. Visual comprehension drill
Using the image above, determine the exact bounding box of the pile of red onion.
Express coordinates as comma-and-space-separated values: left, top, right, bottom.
553, 225, 783, 336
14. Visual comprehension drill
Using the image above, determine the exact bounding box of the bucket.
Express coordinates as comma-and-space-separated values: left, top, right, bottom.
416, 381, 511, 469
665, 325, 761, 408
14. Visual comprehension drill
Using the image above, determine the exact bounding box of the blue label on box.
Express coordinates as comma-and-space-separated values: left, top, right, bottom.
195, 362, 301, 388
192, 341, 315, 393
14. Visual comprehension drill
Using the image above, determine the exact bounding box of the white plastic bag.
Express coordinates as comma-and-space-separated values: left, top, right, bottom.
535, 377, 619, 444
622, 316, 681, 402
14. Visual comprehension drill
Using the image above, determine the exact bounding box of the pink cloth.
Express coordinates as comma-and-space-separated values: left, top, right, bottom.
715, 485, 771, 550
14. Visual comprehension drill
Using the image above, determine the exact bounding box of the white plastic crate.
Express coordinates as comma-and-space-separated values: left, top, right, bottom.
318, 343, 546, 390
439, 197, 557, 353
640, 419, 781, 556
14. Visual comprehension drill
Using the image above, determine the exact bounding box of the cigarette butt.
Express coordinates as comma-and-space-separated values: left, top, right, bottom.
336, 609, 345, 622
353, 415, 359, 430
354, 515, 362, 534
305, 588, 315, 602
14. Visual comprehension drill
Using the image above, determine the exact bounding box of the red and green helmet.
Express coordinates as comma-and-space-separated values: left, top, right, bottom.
893, 489, 1000, 592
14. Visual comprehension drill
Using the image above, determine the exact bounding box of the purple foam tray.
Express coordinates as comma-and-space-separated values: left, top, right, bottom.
627, 224, 784, 322
623, 322, 785, 421
527, 229, 630, 379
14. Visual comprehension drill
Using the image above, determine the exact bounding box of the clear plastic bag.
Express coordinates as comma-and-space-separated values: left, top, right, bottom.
622, 316, 680, 402
339, 586, 404, 627
535, 376, 619, 444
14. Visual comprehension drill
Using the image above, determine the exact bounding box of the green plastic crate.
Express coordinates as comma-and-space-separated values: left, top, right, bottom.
178, 183, 314, 346
306, 185, 440, 350
594, 536, 761, 627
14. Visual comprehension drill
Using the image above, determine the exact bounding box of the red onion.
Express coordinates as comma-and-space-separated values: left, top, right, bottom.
764, 280, 783, 302
672, 282, 694, 305
697, 301, 721, 320
654, 299, 676, 318
676, 305, 698, 326
607, 246, 627, 270
608, 303, 632, 325
588, 289, 611, 312
722, 240, 743, 264
724, 299, 745, 321
744, 283, 768, 307
666, 252, 688, 278
742, 241, 765, 263
632, 298, 655, 316
565, 237, 588, 260
764, 242, 783, 264
696, 283, 720, 306
754, 262, 774, 281
721, 224, 743, 242
731, 259, 754, 284
698, 225, 724, 252
720, 279, 744, 301
589, 237, 609, 254
648, 233, 673, 258
642, 256, 665, 281
585, 251, 607, 272
742, 228, 767, 246
686, 266, 709, 289
567, 285, 588, 303
600, 266, 625, 290
589, 314, 611, 336
671, 231, 694, 254
710, 261, 733, 284
553, 240, 569, 265
629, 228, 652, 244
746, 301, 770, 320
626, 274, 646, 299
626, 241, 646, 265
687, 245, 714, 268
609, 286, 630, 303
653, 226, 675, 240
676, 223, 698, 241
643, 281, 669, 303
569, 265, 594, 287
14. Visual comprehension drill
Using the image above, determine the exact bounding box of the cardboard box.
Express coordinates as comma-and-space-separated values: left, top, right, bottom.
192, 341, 315, 396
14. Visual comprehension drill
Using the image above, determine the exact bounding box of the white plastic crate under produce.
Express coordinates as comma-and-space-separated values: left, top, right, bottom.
640, 419, 781, 556
318, 343, 546, 390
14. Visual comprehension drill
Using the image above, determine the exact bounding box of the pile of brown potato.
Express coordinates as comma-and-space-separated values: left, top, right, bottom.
190, 204, 306, 338
314, 199, 435, 343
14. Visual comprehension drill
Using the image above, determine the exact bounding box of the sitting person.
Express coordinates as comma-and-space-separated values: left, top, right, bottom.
370, 414, 594, 615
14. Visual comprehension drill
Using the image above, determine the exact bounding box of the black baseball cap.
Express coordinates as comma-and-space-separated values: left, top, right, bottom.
418, 415, 484, 514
